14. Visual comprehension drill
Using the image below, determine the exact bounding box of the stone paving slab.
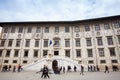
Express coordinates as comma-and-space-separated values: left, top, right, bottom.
0, 71, 120, 80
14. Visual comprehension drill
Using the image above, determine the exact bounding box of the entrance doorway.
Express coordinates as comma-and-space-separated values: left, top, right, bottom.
52, 60, 58, 73
54, 51, 59, 55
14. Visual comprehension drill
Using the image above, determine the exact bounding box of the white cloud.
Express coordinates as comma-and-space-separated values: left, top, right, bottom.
0, 0, 120, 22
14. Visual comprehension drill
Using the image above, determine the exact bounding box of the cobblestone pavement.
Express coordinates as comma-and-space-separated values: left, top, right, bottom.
0, 71, 120, 80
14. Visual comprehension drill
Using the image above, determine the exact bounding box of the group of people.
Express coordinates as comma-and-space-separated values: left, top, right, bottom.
67, 65, 84, 75
41, 65, 50, 79
88, 65, 100, 72
104, 65, 119, 73
1, 64, 22, 72
40, 64, 119, 79
112, 65, 119, 72
2, 65, 11, 72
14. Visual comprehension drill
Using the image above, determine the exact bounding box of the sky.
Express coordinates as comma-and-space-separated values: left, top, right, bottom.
0, 0, 120, 22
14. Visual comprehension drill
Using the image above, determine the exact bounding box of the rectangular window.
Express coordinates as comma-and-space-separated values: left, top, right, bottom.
45, 27, 49, 33
4, 27, 9, 33
65, 39, 70, 47
0, 50, 3, 57
100, 60, 106, 64
23, 60, 27, 64
75, 39, 80, 47
24, 50, 29, 57
111, 60, 118, 63
18, 27, 23, 33
4, 60, 9, 63
104, 23, 110, 30
27, 27, 32, 33
35, 39, 39, 47
11, 27, 15, 33
95, 24, 100, 31
0, 39, 5, 47
109, 48, 116, 56
114, 21, 120, 28
65, 50, 70, 57
76, 49, 81, 57
5, 50, 11, 57
54, 40, 60, 47
36, 27, 41, 33
8, 39, 13, 47
65, 26, 69, 32
44, 40, 48, 47
74, 26, 80, 32
98, 48, 104, 57
16, 39, 21, 47
117, 35, 120, 44
34, 50, 38, 57
85, 25, 90, 31
55, 26, 59, 33
107, 36, 113, 45
88, 60, 94, 64
14, 50, 19, 57
25, 39, 30, 47
87, 49, 93, 57
97, 37, 103, 46
13, 60, 17, 63
43, 50, 48, 56
86, 38, 92, 46
54, 51, 59, 55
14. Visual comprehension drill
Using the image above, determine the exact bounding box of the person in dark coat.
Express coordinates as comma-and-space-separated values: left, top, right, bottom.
45, 66, 50, 78
67, 65, 71, 72
88, 65, 90, 72
8, 65, 11, 71
74, 65, 77, 72
41, 65, 46, 78
60, 66, 62, 72
80, 65, 84, 75
63, 66, 65, 73
41, 65, 50, 79
104, 65, 109, 73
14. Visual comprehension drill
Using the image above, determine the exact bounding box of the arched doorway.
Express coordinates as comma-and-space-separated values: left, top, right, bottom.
52, 60, 58, 73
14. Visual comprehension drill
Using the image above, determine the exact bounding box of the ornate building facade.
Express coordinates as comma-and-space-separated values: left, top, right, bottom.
0, 15, 120, 71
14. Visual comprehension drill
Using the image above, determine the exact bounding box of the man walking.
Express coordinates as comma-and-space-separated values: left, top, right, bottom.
74, 65, 77, 72
80, 65, 84, 75
104, 65, 109, 73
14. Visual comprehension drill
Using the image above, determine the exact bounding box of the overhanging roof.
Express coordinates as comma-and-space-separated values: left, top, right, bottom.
0, 15, 120, 26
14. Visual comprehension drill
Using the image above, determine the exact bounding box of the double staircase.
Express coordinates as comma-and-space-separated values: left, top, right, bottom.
23, 56, 87, 71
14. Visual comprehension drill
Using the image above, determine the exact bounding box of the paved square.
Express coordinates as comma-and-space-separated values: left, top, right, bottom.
0, 71, 120, 80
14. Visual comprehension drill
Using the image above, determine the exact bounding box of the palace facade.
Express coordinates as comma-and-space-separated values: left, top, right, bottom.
0, 15, 120, 71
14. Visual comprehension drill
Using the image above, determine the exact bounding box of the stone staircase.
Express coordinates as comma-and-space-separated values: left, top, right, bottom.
23, 56, 87, 71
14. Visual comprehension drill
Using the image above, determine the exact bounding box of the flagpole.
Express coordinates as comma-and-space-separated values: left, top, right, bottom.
46, 40, 53, 70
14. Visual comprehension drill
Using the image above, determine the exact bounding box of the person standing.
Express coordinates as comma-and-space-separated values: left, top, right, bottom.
63, 66, 65, 73
13, 66, 16, 72
8, 65, 11, 71
41, 65, 46, 78
18, 64, 21, 72
104, 65, 109, 73
90, 65, 93, 72
60, 66, 62, 72
80, 65, 84, 75
88, 65, 90, 72
45, 66, 50, 78
74, 65, 77, 72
